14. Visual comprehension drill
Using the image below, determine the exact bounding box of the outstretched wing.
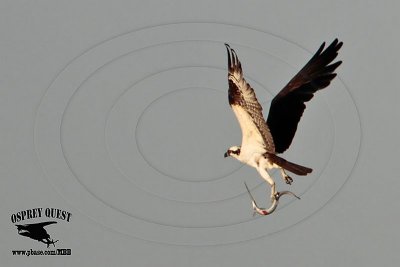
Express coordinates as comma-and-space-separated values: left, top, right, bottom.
267, 39, 343, 153
33, 221, 57, 228
225, 44, 275, 153
16, 221, 57, 229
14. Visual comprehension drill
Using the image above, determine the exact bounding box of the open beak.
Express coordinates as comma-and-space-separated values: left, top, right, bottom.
224, 152, 229, 158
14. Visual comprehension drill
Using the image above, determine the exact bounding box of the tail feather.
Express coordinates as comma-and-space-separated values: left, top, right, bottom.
267, 153, 312, 176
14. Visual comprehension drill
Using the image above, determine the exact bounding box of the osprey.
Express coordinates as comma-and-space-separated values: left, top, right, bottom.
15, 221, 58, 247
224, 39, 342, 215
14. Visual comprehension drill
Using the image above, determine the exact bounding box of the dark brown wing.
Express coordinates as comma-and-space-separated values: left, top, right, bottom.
266, 39, 343, 153
18, 221, 57, 228
225, 44, 275, 152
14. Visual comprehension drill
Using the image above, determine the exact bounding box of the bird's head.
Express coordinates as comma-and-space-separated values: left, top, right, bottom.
224, 146, 241, 159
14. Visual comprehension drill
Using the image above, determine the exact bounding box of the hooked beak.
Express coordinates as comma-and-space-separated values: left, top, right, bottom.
224, 152, 229, 158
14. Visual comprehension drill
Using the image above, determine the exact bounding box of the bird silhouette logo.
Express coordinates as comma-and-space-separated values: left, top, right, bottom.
15, 221, 59, 247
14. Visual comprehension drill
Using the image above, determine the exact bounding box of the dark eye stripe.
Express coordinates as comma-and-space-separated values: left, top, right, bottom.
231, 149, 240, 155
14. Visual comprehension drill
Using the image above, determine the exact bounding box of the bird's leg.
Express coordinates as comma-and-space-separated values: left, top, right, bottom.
280, 168, 293, 185
257, 167, 276, 203
43, 238, 58, 248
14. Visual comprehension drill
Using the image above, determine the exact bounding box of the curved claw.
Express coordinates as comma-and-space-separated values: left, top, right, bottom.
284, 175, 293, 185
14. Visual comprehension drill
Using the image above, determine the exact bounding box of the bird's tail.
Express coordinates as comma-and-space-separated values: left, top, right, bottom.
267, 153, 312, 176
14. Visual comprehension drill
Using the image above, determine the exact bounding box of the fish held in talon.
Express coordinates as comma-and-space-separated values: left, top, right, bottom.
224, 40, 342, 215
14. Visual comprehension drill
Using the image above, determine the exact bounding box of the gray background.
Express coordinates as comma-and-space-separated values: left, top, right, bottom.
1, 0, 399, 266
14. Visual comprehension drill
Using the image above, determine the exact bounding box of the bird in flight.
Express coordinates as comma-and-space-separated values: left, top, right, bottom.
223, 39, 342, 215
16, 221, 59, 247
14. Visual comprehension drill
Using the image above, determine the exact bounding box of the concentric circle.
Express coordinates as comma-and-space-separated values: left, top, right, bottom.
135, 86, 239, 183
34, 22, 360, 245
106, 64, 275, 204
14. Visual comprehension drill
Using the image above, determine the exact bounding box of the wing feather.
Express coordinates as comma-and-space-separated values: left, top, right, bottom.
267, 39, 343, 153
225, 44, 275, 153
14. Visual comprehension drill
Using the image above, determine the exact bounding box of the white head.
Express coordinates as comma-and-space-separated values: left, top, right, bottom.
224, 146, 241, 159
